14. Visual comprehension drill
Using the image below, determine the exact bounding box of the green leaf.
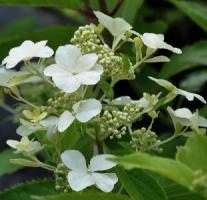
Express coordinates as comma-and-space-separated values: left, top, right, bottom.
61, 123, 82, 151
114, 152, 194, 189
0, 179, 57, 200
10, 158, 41, 167
0, 0, 84, 8
99, 80, 114, 101
156, 175, 205, 200
144, 56, 170, 63
34, 193, 131, 200
179, 70, 207, 92
0, 25, 76, 60
176, 133, 207, 172
170, 0, 207, 32
8, 72, 33, 87
116, 167, 167, 200
159, 40, 207, 79
0, 148, 23, 176
116, 0, 144, 25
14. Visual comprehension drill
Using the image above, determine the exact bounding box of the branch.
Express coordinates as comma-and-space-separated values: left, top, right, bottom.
110, 0, 124, 16
98, 0, 108, 14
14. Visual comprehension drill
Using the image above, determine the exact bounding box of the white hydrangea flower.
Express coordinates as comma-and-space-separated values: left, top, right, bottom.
41, 98, 102, 134
2, 40, 54, 69
61, 150, 118, 192
167, 107, 207, 128
141, 33, 182, 54
17, 118, 44, 137
109, 95, 158, 111
7, 136, 43, 155
44, 45, 103, 93
149, 76, 206, 103
94, 11, 132, 49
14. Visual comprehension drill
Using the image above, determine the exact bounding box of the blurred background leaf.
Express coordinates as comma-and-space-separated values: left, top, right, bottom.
0, 149, 23, 176
170, 0, 207, 32
159, 41, 207, 79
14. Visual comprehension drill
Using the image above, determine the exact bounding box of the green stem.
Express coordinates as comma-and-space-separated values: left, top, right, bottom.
146, 127, 188, 151
0, 103, 16, 114
18, 96, 39, 109
30, 65, 55, 87
117, 185, 124, 194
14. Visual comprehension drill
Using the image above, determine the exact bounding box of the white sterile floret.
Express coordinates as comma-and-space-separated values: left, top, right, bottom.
94, 11, 132, 49
44, 45, 103, 93
141, 33, 182, 54
41, 98, 102, 134
7, 136, 43, 155
111, 96, 140, 105
61, 150, 118, 192
2, 40, 54, 69
149, 76, 206, 103
167, 107, 207, 128
109, 96, 154, 109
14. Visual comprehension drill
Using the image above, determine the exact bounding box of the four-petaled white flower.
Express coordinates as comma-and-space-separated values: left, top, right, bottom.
149, 76, 206, 103
141, 33, 182, 54
61, 150, 118, 192
44, 45, 103, 93
2, 40, 54, 69
41, 99, 102, 135
7, 136, 43, 155
167, 107, 207, 129
17, 99, 101, 140
94, 11, 132, 49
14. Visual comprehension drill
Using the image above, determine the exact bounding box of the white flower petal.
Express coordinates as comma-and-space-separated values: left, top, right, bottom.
174, 108, 193, 119
34, 40, 54, 58
111, 96, 132, 105
148, 76, 174, 90
75, 53, 98, 73
16, 125, 37, 136
52, 75, 81, 93
61, 150, 87, 172
2, 40, 53, 69
73, 99, 102, 122
40, 116, 58, 127
177, 89, 206, 104
198, 116, 207, 128
141, 33, 182, 54
75, 71, 102, 85
57, 111, 75, 132
44, 64, 71, 77
55, 45, 81, 72
167, 107, 192, 127
112, 33, 125, 50
94, 11, 132, 38
141, 33, 164, 49
89, 154, 117, 172
67, 171, 95, 191
92, 173, 118, 192
7, 140, 19, 149
160, 42, 182, 54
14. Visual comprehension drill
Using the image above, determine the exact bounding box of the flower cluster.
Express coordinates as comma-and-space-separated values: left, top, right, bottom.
1, 10, 206, 194
130, 128, 162, 152
71, 24, 134, 79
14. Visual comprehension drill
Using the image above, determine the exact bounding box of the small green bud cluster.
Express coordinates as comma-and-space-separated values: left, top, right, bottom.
55, 163, 69, 192
100, 103, 142, 139
130, 127, 162, 152
192, 170, 207, 194
41, 93, 79, 115
71, 24, 134, 78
